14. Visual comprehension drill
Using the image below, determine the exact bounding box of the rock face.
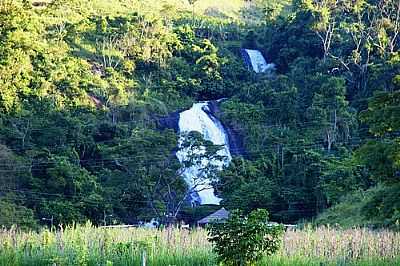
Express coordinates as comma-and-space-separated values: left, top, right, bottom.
156, 111, 180, 132
207, 100, 246, 157
156, 101, 246, 157
156, 100, 246, 206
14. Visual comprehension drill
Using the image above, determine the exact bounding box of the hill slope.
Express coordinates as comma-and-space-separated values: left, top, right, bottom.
0, 0, 399, 228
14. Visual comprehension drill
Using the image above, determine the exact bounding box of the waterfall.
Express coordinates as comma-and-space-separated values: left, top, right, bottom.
176, 101, 231, 205
243, 49, 275, 73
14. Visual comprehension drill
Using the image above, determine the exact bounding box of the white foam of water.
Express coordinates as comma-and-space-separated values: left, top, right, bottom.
244, 49, 275, 73
176, 102, 231, 205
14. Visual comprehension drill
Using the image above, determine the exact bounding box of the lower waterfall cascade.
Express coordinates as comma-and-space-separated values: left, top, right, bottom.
176, 101, 232, 205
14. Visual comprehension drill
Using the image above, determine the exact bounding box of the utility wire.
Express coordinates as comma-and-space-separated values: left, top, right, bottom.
0, 139, 384, 172
0, 92, 383, 134
0, 188, 326, 212
0, 132, 389, 169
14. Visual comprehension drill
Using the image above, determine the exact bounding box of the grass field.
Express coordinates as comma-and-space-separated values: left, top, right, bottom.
0, 224, 399, 265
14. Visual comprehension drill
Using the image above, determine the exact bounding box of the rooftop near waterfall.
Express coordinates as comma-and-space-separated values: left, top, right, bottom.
197, 207, 230, 225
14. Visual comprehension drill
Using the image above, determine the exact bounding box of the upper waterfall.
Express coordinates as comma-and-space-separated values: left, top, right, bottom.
176, 101, 231, 205
242, 49, 275, 73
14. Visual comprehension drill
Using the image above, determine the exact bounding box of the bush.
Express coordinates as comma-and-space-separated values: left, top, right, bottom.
0, 200, 37, 230
208, 209, 284, 266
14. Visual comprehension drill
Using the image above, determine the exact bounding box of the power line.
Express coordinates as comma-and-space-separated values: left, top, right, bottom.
0, 92, 381, 135
0, 126, 390, 165
0, 113, 364, 137
0, 119, 381, 156
0, 188, 327, 211
0, 136, 386, 171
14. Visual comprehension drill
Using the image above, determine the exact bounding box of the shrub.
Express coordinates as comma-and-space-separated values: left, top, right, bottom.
0, 201, 37, 230
208, 209, 284, 266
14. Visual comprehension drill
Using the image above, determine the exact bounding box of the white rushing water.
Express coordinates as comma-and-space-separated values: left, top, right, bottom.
175, 49, 271, 205
244, 49, 275, 73
176, 102, 231, 205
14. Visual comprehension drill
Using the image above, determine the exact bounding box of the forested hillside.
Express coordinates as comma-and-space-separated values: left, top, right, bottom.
0, 0, 399, 228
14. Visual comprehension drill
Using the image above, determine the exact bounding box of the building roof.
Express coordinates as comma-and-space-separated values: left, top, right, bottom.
197, 208, 230, 224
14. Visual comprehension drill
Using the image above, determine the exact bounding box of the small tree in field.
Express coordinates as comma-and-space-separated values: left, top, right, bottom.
208, 209, 284, 266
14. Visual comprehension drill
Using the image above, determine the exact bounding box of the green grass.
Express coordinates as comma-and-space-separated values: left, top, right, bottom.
261, 257, 400, 266
1, 224, 399, 265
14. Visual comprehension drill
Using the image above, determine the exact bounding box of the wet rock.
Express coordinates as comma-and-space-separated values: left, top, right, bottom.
156, 111, 180, 132
207, 100, 246, 157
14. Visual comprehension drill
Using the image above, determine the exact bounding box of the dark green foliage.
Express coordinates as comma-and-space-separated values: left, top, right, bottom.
217, 158, 281, 218
353, 81, 400, 225
0, 0, 234, 226
361, 184, 400, 227
315, 191, 368, 228
0, 200, 37, 229
215, 0, 400, 227
208, 209, 284, 266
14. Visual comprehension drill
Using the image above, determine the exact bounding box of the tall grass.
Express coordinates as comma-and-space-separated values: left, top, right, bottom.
280, 226, 400, 261
0, 223, 399, 265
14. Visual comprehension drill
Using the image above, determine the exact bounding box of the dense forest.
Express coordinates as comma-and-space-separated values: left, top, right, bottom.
0, 0, 399, 229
